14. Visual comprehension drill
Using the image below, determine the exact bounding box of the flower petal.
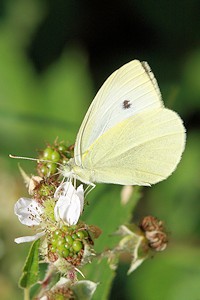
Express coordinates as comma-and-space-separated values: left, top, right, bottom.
54, 195, 66, 222
54, 181, 74, 199
14, 197, 43, 226
55, 194, 81, 225
77, 184, 84, 213
65, 195, 81, 225
14, 231, 45, 244
54, 183, 84, 225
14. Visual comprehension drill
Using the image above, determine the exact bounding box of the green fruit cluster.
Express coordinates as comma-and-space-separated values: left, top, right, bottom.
37, 142, 74, 177
49, 226, 89, 259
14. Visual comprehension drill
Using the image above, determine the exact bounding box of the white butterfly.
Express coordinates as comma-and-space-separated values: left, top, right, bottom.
62, 60, 186, 187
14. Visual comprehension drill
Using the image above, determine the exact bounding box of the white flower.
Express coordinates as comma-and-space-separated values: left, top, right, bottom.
14, 197, 45, 244
14, 183, 84, 243
54, 182, 84, 226
14, 197, 43, 226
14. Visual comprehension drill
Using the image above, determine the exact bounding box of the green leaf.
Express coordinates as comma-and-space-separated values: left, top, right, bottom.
82, 185, 142, 300
19, 239, 40, 289
126, 245, 200, 300
72, 280, 98, 300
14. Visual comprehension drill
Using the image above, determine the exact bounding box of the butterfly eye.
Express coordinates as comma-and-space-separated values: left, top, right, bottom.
122, 100, 131, 109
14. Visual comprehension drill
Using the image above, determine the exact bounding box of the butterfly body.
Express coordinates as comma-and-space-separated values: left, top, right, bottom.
63, 158, 94, 185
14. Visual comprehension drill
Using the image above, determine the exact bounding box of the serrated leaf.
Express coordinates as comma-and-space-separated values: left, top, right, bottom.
19, 239, 40, 289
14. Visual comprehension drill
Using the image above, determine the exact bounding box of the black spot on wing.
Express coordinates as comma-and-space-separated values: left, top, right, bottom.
122, 100, 131, 109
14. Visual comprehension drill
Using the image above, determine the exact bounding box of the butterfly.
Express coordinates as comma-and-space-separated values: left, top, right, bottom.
62, 60, 186, 187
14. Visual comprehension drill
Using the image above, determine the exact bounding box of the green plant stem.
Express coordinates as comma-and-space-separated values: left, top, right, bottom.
24, 288, 30, 300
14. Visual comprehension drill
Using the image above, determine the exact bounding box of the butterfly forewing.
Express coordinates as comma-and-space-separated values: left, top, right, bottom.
74, 60, 163, 166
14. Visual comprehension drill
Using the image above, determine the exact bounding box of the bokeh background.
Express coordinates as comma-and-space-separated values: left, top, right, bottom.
1, 0, 200, 299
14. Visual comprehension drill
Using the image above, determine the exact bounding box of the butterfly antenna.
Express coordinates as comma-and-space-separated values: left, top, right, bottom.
9, 154, 39, 162
9, 154, 63, 167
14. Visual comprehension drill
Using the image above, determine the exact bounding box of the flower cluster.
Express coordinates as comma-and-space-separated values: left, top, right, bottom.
13, 143, 100, 299
14, 143, 99, 272
14, 181, 84, 244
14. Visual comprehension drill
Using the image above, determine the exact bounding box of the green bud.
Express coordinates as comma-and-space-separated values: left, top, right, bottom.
65, 235, 73, 245
51, 151, 61, 162
72, 240, 83, 252
47, 162, 57, 174
53, 230, 60, 239
62, 248, 69, 258
58, 144, 66, 152
62, 225, 69, 233
40, 165, 48, 176
43, 147, 54, 160
51, 245, 57, 253
76, 230, 85, 239
72, 233, 78, 240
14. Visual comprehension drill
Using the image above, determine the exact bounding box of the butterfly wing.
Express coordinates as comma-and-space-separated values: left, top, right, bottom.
74, 60, 163, 166
81, 108, 186, 185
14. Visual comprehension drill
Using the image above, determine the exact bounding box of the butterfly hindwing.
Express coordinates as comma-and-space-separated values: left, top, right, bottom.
81, 108, 185, 185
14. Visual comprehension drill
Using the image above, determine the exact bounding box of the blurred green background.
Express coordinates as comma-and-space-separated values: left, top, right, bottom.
0, 0, 200, 299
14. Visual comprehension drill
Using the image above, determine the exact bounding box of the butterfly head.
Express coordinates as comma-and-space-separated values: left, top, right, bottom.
59, 158, 74, 178
58, 158, 95, 189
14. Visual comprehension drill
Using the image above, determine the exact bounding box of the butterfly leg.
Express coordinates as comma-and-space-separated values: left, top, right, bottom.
85, 183, 96, 196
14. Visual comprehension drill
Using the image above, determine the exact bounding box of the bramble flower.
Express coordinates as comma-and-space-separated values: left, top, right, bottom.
14, 197, 43, 226
14, 197, 45, 244
14, 182, 84, 243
